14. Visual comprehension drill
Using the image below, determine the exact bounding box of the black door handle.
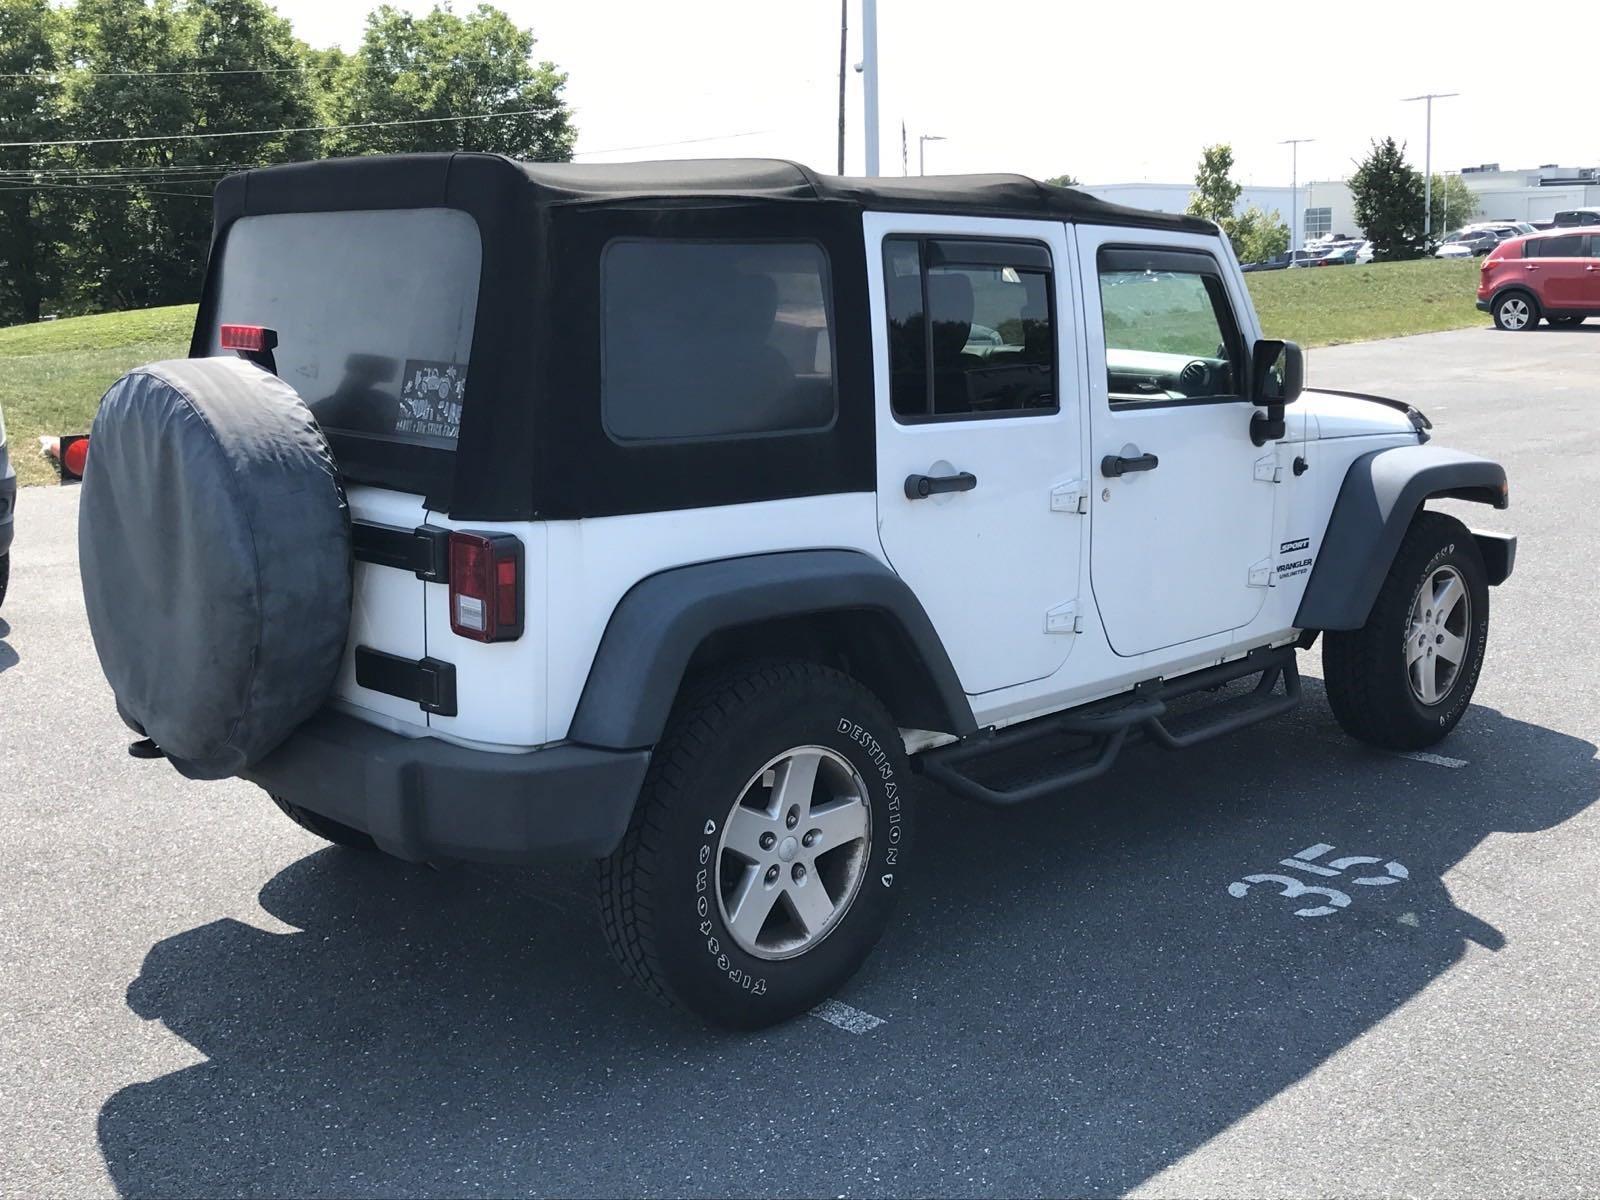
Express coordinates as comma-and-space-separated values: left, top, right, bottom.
904, 471, 978, 499
1101, 452, 1159, 477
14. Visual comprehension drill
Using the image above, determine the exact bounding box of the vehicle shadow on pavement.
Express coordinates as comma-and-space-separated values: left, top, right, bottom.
98, 688, 1599, 1198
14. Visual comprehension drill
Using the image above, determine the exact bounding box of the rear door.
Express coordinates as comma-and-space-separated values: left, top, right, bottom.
1583, 235, 1600, 310
867, 213, 1085, 695
1531, 233, 1592, 310
1076, 227, 1277, 657
203, 207, 483, 731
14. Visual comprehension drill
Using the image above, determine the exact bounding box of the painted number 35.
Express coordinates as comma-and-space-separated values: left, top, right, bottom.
1229, 842, 1409, 918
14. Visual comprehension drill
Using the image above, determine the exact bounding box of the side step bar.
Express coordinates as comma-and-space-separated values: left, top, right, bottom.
918, 646, 1300, 807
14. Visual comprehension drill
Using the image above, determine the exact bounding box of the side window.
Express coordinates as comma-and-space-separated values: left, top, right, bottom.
883, 236, 1056, 421
1097, 247, 1245, 406
1587, 235, 1600, 258
1534, 234, 1584, 258
601, 240, 835, 442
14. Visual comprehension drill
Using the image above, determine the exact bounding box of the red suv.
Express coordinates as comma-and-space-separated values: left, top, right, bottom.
1479, 230, 1600, 330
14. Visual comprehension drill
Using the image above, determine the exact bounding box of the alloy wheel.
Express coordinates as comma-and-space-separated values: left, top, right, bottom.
1407, 565, 1470, 705
716, 746, 872, 960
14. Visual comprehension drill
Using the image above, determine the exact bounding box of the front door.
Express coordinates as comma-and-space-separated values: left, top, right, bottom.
1077, 227, 1278, 657
868, 214, 1084, 695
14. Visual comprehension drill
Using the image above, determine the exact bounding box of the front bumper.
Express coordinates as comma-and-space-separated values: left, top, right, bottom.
241, 709, 651, 863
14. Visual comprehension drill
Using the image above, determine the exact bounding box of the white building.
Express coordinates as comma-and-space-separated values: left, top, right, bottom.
1085, 165, 1600, 248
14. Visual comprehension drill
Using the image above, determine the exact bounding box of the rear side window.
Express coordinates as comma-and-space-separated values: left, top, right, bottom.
883, 236, 1056, 421
208, 209, 482, 448
601, 240, 836, 442
1531, 235, 1585, 257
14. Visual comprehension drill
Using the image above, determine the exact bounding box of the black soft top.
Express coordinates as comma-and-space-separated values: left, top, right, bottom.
212, 151, 1214, 233
198, 154, 1214, 521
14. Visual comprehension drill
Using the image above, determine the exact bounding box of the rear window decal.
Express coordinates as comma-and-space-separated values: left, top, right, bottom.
398, 360, 466, 440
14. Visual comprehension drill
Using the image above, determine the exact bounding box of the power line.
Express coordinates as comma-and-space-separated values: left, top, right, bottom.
571, 129, 771, 158
0, 64, 335, 80
0, 107, 552, 149
0, 180, 213, 199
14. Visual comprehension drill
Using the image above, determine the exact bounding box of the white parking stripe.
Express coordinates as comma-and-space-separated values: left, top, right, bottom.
810, 999, 886, 1033
1395, 750, 1468, 769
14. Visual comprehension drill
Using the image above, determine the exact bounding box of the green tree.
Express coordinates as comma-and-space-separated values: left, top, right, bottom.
1044, 173, 1079, 188
1185, 144, 1242, 225
1227, 205, 1290, 265
1429, 172, 1478, 236
1349, 137, 1426, 262
324, 4, 574, 160
60, 0, 319, 313
0, 0, 68, 324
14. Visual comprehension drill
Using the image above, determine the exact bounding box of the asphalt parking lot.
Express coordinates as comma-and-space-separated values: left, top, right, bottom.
3, 324, 1599, 1198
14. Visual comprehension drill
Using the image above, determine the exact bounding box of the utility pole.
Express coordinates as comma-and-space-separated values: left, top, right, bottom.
836, 0, 847, 174
861, 0, 879, 175
1402, 92, 1458, 240
919, 133, 945, 176
1279, 138, 1314, 253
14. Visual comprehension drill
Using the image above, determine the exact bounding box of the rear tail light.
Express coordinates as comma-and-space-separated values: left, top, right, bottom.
447, 531, 524, 642
39, 433, 89, 481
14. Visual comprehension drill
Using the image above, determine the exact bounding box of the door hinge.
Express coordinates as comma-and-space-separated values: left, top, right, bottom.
1050, 480, 1089, 514
1253, 454, 1283, 484
1247, 557, 1276, 588
1046, 600, 1084, 634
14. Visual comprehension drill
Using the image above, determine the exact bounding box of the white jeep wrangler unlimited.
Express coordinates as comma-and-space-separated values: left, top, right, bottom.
79, 155, 1515, 1029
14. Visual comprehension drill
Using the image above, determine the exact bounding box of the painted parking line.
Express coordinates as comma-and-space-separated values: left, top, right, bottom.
811, 999, 886, 1034
1395, 750, 1469, 769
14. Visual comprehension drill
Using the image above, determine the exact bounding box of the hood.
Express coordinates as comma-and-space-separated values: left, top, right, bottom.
1300, 390, 1421, 441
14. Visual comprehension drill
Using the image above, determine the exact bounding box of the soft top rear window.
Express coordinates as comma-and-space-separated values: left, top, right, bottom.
206, 208, 482, 449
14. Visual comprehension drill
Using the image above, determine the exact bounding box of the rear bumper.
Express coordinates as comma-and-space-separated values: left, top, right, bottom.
1475, 298, 1491, 313
241, 709, 650, 863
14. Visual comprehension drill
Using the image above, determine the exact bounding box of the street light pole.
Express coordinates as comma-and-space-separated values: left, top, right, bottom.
861, 0, 879, 175
1402, 92, 1458, 240
918, 133, 946, 176
1279, 137, 1314, 252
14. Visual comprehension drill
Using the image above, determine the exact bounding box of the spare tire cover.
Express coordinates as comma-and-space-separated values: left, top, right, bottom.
80, 357, 350, 780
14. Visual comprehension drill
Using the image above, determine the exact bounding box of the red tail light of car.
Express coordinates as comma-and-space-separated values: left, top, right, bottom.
447, 531, 524, 642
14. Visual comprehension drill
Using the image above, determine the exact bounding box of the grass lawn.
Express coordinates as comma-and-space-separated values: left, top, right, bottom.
1247, 256, 1484, 348
0, 257, 1488, 487
0, 305, 194, 486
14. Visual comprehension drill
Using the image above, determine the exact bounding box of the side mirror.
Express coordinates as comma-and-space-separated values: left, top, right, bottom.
1251, 339, 1304, 407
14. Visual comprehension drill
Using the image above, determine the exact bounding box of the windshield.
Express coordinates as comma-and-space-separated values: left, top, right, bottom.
206, 208, 482, 448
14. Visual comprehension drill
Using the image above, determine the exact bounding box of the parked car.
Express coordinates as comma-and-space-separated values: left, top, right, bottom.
1479, 229, 1600, 330
1552, 207, 1600, 227
0, 400, 11, 608
1437, 229, 1500, 258
1310, 243, 1361, 266
77, 155, 1516, 1028
1356, 240, 1374, 264
1241, 251, 1292, 273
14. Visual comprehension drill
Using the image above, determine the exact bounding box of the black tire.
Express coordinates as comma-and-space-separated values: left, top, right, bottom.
1323, 512, 1490, 751
270, 794, 377, 851
599, 660, 911, 1029
1549, 316, 1586, 327
0, 551, 8, 610
1491, 290, 1540, 331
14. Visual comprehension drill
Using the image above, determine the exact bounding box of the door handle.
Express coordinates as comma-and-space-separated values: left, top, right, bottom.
904, 471, 977, 499
1101, 452, 1159, 477
1525, 264, 1539, 270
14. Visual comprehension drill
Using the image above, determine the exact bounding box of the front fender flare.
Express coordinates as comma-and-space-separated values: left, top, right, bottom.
1295, 445, 1509, 631
568, 550, 976, 750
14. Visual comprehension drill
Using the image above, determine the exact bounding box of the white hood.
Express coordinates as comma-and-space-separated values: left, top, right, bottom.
1299, 390, 1419, 441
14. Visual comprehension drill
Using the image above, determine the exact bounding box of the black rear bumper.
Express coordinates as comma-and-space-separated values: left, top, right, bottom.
241, 709, 650, 863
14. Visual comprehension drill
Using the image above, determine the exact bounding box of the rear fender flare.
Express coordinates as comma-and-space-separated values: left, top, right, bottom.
1295, 446, 1510, 631
568, 550, 976, 750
